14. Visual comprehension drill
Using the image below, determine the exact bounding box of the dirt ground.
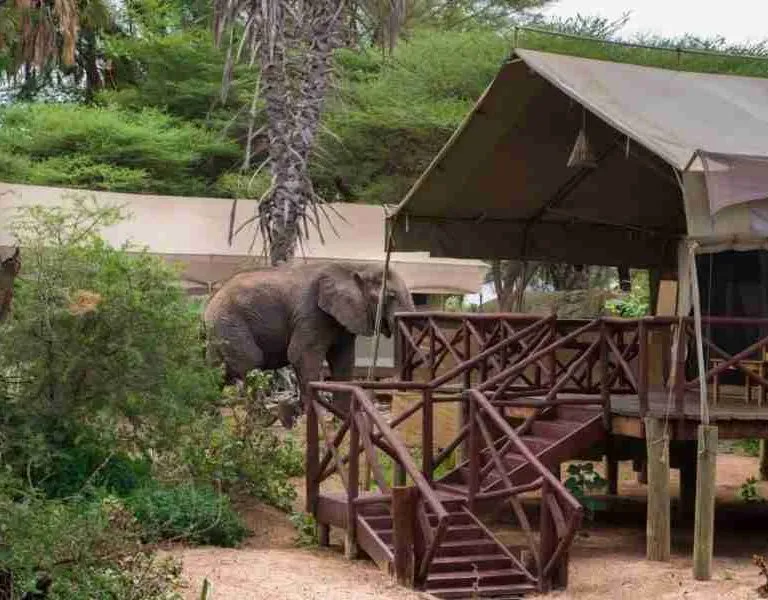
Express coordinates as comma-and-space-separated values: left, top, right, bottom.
176, 452, 768, 600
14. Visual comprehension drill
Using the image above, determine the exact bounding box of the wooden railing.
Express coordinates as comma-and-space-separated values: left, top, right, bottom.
306, 381, 450, 584
395, 312, 768, 419
466, 389, 583, 590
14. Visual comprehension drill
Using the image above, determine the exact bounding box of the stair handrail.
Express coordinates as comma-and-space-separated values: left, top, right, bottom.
467, 389, 582, 511
465, 388, 584, 586
310, 381, 449, 582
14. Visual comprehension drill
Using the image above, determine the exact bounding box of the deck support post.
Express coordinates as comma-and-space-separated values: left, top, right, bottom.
693, 424, 718, 581
645, 417, 671, 562
392, 486, 416, 587
759, 440, 768, 481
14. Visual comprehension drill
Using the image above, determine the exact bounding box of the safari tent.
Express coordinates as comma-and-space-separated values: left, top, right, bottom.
387, 48, 768, 324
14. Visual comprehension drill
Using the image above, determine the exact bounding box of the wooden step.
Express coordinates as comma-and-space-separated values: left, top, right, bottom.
436, 539, 501, 557
430, 554, 515, 573
426, 583, 536, 599
530, 419, 580, 439
378, 524, 484, 544
519, 435, 554, 453
426, 567, 527, 588
364, 511, 475, 530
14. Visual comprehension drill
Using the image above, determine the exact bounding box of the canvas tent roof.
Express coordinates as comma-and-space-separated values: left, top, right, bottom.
389, 49, 768, 268
0, 182, 487, 296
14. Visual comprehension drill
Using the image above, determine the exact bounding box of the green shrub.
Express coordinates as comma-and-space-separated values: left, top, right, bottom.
735, 438, 761, 457
289, 511, 318, 547
0, 477, 182, 599
564, 462, 607, 519
738, 476, 764, 503
0, 195, 223, 496
126, 484, 249, 547
0, 104, 240, 196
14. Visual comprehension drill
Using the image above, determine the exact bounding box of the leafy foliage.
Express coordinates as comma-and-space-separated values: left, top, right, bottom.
735, 438, 761, 457
0, 195, 222, 495
0, 197, 303, 515
317, 30, 508, 205
605, 270, 650, 318
0, 475, 183, 599
0, 104, 240, 195
738, 476, 764, 503
126, 484, 249, 547
564, 462, 607, 519
289, 511, 319, 547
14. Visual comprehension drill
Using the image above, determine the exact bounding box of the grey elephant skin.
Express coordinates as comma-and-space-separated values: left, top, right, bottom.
203, 261, 415, 426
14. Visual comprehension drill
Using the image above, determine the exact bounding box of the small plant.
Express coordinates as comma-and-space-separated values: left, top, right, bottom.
736, 438, 761, 457
564, 462, 608, 518
289, 512, 318, 547
739, 477, 764, 503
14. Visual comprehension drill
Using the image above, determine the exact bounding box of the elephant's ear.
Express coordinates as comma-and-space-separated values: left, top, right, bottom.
317, 268, 373, 336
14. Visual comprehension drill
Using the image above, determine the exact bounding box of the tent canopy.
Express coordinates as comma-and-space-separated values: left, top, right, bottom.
389, 49, 768, 268
0, 182, 487, 296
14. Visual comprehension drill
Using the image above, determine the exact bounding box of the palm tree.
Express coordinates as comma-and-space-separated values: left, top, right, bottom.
1, 0, 114, 100
215, 0, 552, 265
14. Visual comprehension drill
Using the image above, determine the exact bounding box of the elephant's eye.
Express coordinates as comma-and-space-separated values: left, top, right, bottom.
386, 289, 397, 298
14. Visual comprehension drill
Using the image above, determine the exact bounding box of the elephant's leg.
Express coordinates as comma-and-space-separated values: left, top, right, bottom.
326, 335, 356, 415
293, 354, 324, 416
213, 321, 266, 382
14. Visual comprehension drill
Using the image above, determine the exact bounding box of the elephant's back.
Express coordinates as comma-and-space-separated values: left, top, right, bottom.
204, 270, 293, 361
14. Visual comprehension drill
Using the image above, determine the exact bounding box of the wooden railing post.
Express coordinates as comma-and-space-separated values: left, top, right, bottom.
460, 320, 471, 462
539, 480, 554, 593
422, 389, 433, 482
600, 320, 611, 429
548, 318, 558, 389
345, 394, 360, 560
468, 393, 480, 512
392, 486, 416, 587
306, 389, 319, 515
638, 319, 649, 418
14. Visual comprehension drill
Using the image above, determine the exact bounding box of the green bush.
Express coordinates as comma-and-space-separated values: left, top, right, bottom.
0, 195, 223, 495
126, 484, 249, 547
0, 476, 183, 599
0, 103, 240, 196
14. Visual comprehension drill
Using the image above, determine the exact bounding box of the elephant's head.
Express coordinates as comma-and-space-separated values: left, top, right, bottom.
0, 247, 21, 324
317, 262, 415, 338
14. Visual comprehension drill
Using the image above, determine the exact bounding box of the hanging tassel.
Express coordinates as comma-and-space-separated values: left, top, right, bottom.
567, 108, 597, 169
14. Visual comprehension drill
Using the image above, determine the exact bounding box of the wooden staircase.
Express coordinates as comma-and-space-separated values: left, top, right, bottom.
357, 496, 538, 599
436, 404, 605, 510
308, 379, 607, 599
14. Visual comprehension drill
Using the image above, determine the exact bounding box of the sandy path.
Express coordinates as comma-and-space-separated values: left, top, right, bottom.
176, 453, 768, 600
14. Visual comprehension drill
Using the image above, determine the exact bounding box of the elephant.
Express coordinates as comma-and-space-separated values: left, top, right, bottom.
0, 247, 21, 323
203, 261, 415, 427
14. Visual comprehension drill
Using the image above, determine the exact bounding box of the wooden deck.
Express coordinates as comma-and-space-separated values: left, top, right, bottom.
501, 390, 768, 440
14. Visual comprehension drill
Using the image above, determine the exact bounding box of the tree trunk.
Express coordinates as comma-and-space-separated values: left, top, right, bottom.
254, 1, 343, 266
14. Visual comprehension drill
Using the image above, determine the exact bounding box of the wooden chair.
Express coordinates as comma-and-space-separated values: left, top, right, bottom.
710, 349, 768, 407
